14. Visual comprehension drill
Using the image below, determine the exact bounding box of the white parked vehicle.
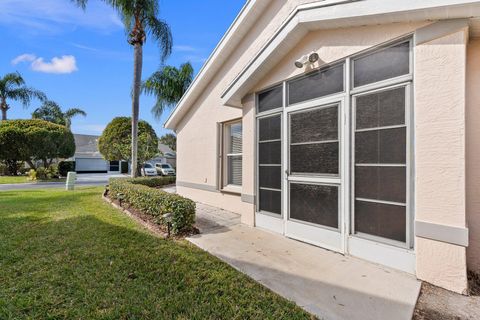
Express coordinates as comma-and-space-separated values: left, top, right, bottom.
141, 163, 158, 176
155, 163, 176, 176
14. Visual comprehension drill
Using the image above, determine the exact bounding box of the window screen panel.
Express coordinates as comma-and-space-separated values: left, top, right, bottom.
258, 85, 283, 113
355, 166, 406, 203
259, 115, 281, 141
290, 106, 338, 144
355, 127, 406, 164
288, 64, 344, 105
227, 156, 242, 186
290, 183, 338, 229
228, 122, 242, 154
353, 41, 410, 87
356, 87, 405, 130
259, 166, 281, 190
291, 142, 339, 174
259, 189, 281, 215
259, 141, 281, 165
355, 200, 406, 242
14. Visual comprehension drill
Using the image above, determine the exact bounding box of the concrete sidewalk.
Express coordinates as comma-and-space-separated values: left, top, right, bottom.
188, 203, 421, 320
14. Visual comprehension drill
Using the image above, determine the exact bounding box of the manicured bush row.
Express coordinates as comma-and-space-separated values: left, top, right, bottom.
109, 177, 195, 235
128, 176, 176, 188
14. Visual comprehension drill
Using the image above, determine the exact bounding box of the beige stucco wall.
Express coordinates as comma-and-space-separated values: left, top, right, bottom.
467, 37, 480, 274
253, 22, 429, 91
415, 29, 468, 294
175, 1, 473, 293
174, 0, 321, 222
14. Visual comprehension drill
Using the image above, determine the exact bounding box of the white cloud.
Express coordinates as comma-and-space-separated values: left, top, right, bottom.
0, 0, 123, 35
72, 124, 106, 135
31, 55, 78, 74
184, 55, 208, 63
174, 45, 197, 52
12, 54, 78, 74
11, 53, 36, 65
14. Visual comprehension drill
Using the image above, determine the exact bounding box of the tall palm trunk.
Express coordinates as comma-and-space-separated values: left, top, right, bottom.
131, 43, 143, 178
1, 99, 7, 120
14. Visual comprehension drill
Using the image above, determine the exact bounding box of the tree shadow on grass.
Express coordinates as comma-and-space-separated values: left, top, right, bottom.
0, 213, 310, 319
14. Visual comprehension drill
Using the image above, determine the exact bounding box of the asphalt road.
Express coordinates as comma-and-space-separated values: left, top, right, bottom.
0, 173, 127, 191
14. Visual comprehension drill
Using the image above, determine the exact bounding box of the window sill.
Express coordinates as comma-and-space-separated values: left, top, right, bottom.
221, 185, 242, 195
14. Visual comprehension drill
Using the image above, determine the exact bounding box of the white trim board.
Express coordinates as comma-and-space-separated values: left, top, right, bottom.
221, 1, 480, 108
415, 220, 469, 247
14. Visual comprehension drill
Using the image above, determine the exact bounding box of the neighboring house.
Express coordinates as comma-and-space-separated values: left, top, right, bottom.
165, 0, 480, 294
150, 143, 177, 168
72, 134, 126, 173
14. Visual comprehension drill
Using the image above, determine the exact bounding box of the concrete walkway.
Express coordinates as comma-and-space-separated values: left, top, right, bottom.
187, 203, 421, 320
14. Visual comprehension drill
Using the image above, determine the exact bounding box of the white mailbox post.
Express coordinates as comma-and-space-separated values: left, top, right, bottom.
66, 171, 76, 191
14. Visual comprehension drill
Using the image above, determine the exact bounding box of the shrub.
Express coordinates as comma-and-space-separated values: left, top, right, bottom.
129, 176, 176, 188
28, 169, 37, 181
18, 163, 28, 175
46, 165, 59, 179
58, 161, 75, 177
109, 177, 194, 235
0, 162, 6, 175
0, 119, 75, 170
36, 167, 46, 180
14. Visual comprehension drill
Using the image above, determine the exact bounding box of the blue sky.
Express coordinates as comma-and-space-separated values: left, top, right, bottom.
0, 0, 245, 137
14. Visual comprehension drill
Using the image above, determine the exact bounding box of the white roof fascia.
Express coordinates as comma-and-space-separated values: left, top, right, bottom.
164, 0, 271, 130
221, 0, 480, 107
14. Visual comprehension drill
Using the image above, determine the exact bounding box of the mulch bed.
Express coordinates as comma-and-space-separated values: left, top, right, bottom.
102, 193, 199, 239
468, 271, 480, 296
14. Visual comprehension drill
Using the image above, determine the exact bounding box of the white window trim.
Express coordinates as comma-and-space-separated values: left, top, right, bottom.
254, 36, 415, 252
221, 119, 243, 193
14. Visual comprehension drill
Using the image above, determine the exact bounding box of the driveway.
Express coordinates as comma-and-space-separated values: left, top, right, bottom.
0, 173, 128, 191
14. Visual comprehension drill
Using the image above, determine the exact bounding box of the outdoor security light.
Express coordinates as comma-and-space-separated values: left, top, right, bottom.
294, 54, 309, 68
309, 52, 319, 63
294, 51, 319, 68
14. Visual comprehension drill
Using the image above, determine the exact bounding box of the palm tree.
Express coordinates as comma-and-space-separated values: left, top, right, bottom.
0, 72, 46, 120
143, 62, 194, 119
32, 100, 87, 129
73, 0, 172, 177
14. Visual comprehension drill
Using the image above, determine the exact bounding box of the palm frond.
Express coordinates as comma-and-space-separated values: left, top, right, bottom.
64, 108, 87, 118
71, 0, 89, 10
7, 87, 46, 108
31, 100, 65, 125
146, 16, 172, 62
142, 62, 194, 120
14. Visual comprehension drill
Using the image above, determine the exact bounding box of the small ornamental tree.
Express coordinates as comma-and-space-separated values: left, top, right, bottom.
159, 133, 176, 151
99, 117, 158, 173
0, 119, 75, 174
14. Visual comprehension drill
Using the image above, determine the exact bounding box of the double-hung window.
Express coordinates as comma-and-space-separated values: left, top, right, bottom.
222, 120, 243, 189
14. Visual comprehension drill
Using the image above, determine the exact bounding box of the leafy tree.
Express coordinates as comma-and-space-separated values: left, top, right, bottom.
0, 72, 46, 120
73, 0, 172, 177
32, 100, 87, 128
143, 62, 194, 119
98, 117, 158, 174
159, 133, 176, 151
0, 120, 75, 174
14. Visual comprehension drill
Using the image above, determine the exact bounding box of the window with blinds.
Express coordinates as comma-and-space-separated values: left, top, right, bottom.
223, 121, 243, 187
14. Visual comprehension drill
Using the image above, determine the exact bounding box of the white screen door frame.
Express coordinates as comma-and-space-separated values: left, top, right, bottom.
283, 97, 346, 253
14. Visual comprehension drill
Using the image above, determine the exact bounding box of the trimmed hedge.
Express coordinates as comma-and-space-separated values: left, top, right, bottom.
58, 161, 75, 177
128, 176, 176, 188
109, 176, 195, 235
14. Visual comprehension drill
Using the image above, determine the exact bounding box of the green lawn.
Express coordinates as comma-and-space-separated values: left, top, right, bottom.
0, 175, 30, 184
0, 187, 311, 319
0, 176, 66, 184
